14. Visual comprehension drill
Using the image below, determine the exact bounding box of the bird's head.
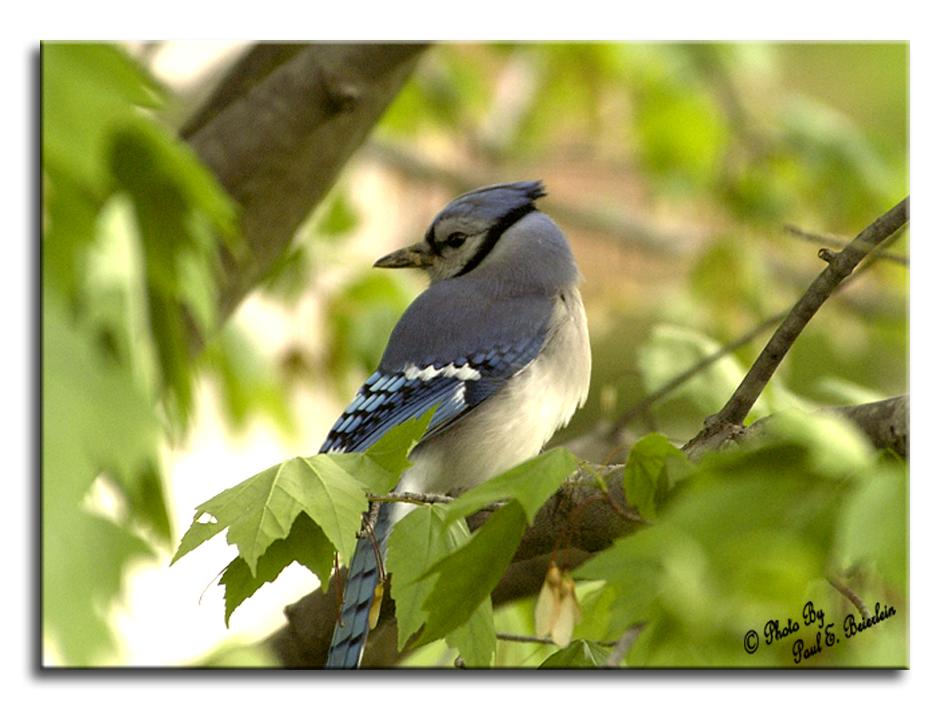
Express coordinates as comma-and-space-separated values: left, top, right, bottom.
374, 181, 547, 283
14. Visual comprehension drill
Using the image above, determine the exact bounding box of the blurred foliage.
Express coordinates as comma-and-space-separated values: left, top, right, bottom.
44, 41, 907, 668
576, 422, 906, 667
200, 324, 295, 433
42, 43, 288, 664
324, 271, 416, 395
381, 43, 906, 225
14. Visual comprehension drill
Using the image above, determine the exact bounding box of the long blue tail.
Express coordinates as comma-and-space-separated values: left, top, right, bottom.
325, 504, 394, 668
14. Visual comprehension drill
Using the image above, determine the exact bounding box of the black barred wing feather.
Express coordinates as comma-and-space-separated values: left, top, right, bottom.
319, 332, 547, 454
320, 370, 462, 453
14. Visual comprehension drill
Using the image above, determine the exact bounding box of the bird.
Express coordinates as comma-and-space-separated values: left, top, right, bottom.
322, 180, 591, 668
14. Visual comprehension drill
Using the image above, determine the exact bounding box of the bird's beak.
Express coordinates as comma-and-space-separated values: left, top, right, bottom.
373, 241, 435, 269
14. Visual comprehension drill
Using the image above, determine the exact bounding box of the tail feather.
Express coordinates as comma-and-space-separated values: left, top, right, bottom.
325, 504, 393, 668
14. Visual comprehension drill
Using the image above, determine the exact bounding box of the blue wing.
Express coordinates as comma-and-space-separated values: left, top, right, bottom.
319, 331, 547, 454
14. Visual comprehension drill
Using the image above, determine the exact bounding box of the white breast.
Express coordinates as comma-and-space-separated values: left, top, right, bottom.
396, 287, 591, 499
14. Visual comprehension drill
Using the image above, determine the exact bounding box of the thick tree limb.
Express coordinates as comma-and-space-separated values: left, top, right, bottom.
184, 43, 428, 333
832, 395, 908, 457
743, 395, 908, 457
683, 197, 909, 458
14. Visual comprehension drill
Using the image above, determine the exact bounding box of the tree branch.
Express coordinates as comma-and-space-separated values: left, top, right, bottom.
743, 394, 908, 457
784, 224, 908, 266
605, 624, 645, 667
184, 43, 428, 340
831, 395, 908, 457
827, 576, 871, 621
496, 632, 559, 646
368, 492, 457, 506
683, 197, 909, 457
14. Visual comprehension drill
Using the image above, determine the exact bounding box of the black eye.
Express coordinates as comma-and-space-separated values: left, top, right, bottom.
445, 232, 467, 248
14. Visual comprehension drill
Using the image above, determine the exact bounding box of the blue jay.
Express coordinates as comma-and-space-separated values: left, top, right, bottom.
322, 181, 591, 668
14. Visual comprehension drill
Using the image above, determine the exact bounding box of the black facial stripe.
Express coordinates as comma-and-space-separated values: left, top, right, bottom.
424, 224, 442, 256
455, 204, 537, 277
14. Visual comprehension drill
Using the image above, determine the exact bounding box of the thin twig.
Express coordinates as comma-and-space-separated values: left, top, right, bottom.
605, 624, 645, 667
683, 197, 909, 457
588, 466, 646, 524
609, 312, 786, 439
496, 632, 559, 646
368, 492, 456, 506
785, 224, 908, 266
599, 493, 645, 524
827, 576, 871, 620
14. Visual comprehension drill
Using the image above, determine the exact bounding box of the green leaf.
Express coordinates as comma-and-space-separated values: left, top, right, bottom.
366, 408, 437, 482
42, 43, 160, 301
574, 419, 879, 666
325, 272, 415, 384
445, 448, 578, 524
388, 505, 472, 650
539, 640, 611, 668
327, 407, 436, 495
315, 190, 360, 238
173, 455, 367, 575
418, 502, 526, 643
399, 446, 575, 653
110, 117, 238, 424
324, 453, 397, 497
447, 596, 496, 667
201, 325, 296, 435
623, 433, 693, 520
104, 459, 172, 545
43, 289, 159, 508
571, 583, 628, 644
43, 42, 160, 194
110, 118, 235, 242
572, 525, 668, 628
220, 514, 335, 626
835, 462, 907, 590
760, 409, 874, 479
44, 510, 153, 665
43, 165, 103, 299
